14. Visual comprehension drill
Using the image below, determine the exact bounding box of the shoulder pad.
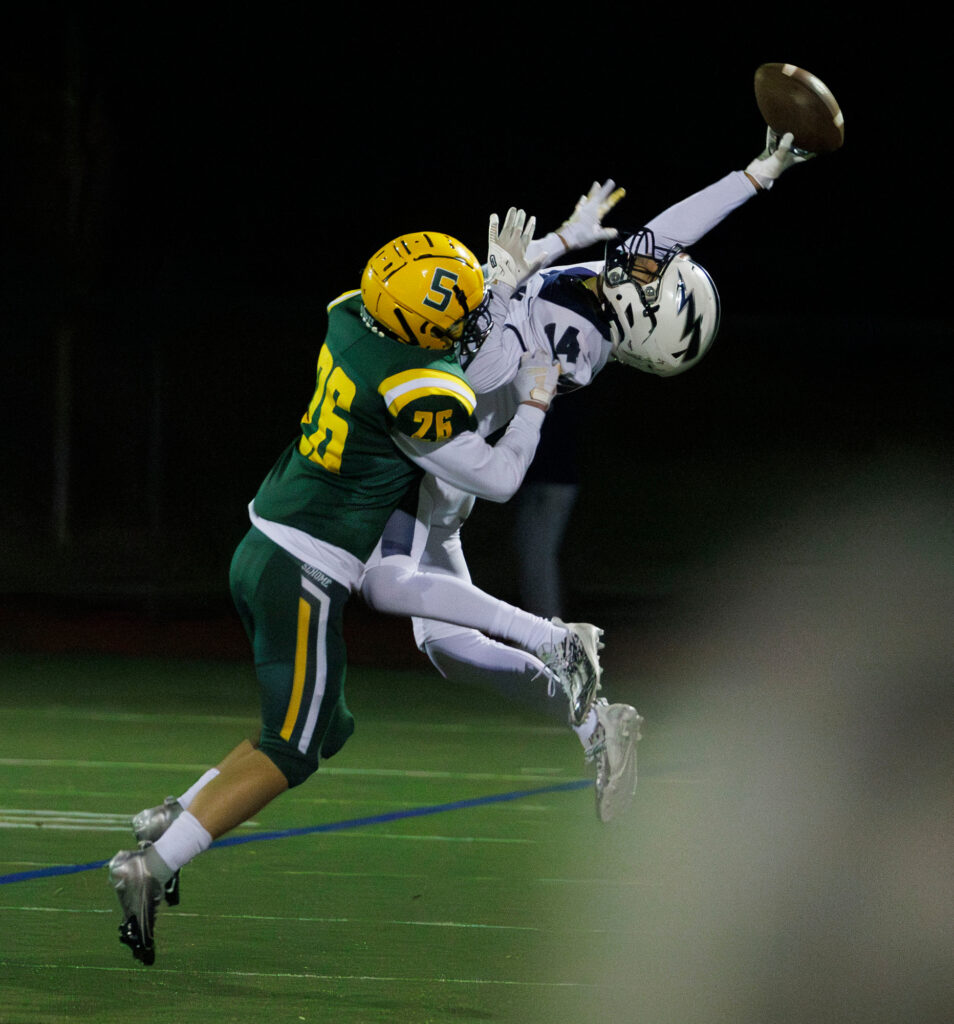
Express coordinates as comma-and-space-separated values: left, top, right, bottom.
379, 368, 477, 442
326, 289, 361, 314
537, 268, 611, 338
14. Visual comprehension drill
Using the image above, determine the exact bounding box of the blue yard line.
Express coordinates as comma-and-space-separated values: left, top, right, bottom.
0, 779, 590, 886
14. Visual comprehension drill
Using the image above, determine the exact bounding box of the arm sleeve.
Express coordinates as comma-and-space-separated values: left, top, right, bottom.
393, 403, 545, 503
645, 170, 758, 251
527, 170, 758, 266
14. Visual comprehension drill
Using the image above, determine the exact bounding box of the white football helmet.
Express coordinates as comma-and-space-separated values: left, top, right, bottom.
601, 230, 721, 376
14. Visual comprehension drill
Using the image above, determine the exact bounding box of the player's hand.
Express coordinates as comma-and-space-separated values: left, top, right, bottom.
486, 207, 545, 292
555, 180, 626, 252
745, 129, 815, 190
512, 349, 560, 411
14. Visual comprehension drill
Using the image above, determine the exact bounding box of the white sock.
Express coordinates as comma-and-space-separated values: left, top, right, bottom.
572, 707, 599, 748
488, 603, 565, 653
150, 810, 213, 878
177, 768, 220, 810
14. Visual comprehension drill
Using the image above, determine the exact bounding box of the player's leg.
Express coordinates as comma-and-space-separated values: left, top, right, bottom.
108, 527, 355, 963
419, 623, 559, 716
133, 737, 258, 841
395, 507, 601, 723
420, 623, 641, 819
130, 736, 263, 907
362, 476, 551, 643
363, 478, 602, 720
363, 515, 566, 655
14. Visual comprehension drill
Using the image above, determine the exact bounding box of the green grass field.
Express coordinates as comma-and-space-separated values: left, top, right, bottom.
0, 640, 759, 1024
2, 477, 952, 1024
0, 649, 672, 1024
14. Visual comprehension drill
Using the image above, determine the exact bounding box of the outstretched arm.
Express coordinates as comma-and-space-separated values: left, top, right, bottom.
644, 170, 757, 251
646, 129, 813, 251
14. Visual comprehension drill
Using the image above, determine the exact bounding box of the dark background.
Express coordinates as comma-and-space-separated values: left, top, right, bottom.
0, 8, 945, 639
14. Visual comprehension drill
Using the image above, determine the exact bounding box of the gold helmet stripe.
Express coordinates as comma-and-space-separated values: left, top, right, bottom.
379, 369, 476, 417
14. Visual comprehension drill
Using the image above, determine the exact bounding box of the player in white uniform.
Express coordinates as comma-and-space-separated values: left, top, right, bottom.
359, 132, 813, 821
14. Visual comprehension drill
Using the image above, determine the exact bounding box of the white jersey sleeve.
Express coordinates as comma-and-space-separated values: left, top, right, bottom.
392, 403, 545, 503
644, 170, 757, 251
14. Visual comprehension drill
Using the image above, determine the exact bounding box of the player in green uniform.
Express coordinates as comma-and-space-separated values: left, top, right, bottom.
106, 217, 602, 965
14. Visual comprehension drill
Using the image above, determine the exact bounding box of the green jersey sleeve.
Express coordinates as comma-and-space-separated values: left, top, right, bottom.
378, 366, 478, 443
252, 291, 479, 562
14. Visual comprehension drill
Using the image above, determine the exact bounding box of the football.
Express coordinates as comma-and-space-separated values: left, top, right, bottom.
754, 63, 845, 154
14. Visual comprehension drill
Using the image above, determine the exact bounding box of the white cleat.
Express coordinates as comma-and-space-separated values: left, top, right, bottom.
539, 618, 604, 726
585, 700, 643, 823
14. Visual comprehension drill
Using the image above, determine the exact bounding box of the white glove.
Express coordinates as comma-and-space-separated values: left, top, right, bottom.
486, 207, 545, 292
554, 179, 626, 252
512, 349, 560, 410
745, 129, 815, 190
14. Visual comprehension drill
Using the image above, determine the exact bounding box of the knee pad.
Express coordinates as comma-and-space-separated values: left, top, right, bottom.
258, 698, 356, 787
257, 738, 319, 789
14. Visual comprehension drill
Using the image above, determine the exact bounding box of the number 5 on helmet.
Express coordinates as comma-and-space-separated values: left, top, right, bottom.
360, 232, 491, 357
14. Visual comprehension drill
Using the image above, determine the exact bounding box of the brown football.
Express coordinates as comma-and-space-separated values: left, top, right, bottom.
754, 63, 845, 153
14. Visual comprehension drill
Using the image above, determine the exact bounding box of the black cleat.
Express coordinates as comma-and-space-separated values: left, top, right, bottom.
118, 913, 156, 965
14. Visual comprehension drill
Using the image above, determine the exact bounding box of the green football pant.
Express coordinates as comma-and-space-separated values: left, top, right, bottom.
229, 526, 355, 787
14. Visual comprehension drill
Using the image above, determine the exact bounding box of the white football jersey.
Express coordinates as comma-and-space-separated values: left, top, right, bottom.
467, 170, 757, 437
467, 260, 610, 435
366, 170, 760, 643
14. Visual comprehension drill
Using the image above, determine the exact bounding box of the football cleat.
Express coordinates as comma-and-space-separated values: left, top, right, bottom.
585, 699, 643, 823
132, 797, 182, 906
538, 619, 604, 726
108, 843, 163, 965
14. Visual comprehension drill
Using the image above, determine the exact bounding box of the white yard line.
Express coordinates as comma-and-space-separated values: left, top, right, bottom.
0, 958, 599, 987
0, 758, 577, 783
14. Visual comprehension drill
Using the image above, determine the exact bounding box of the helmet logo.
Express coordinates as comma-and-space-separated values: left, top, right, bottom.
422, 269, 460, 313
673, 273, 702, 363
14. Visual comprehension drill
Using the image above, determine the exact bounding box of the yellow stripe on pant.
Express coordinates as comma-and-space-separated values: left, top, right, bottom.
280, 596, 311, 741
279, 577, 330, 752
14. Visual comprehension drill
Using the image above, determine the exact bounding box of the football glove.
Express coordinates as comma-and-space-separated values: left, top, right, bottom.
745, 129, 815, 190
512, 349, 560, 410
486, 207, 545, 293
554, 179, 626, 252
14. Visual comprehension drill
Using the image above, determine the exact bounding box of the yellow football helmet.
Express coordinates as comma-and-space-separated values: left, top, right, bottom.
361, 231, 491, 352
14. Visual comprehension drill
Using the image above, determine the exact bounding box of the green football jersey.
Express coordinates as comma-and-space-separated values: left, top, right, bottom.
252, 290, 478, 561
